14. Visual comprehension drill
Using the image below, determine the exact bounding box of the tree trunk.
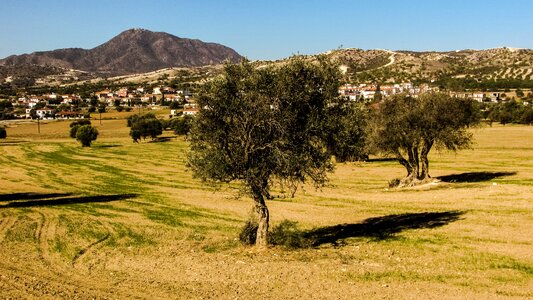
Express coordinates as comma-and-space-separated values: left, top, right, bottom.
419, 139, 433, 181
255, 200, 269, 247
251, 183, 270, 247
395, 150, 412, 177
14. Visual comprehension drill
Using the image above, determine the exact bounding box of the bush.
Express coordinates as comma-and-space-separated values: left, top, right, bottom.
75, 125, 98, 147
268, 220, 309, 248
0, 126, 6, 139
238, 220, 258, 245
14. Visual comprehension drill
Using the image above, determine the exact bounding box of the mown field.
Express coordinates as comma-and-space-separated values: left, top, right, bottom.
0, 113, 532, 299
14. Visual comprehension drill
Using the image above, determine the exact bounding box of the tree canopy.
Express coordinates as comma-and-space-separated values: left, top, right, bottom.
127, 113, 163, 142
188, 58, 345, 246
367, 92, 481, 187
75, 125, 98, 147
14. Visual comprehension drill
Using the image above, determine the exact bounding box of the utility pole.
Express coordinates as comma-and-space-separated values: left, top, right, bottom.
37, 117, 40, 134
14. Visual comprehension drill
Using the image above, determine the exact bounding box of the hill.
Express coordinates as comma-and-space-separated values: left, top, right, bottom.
324, 47, 533, 87
0, 28, 242, 75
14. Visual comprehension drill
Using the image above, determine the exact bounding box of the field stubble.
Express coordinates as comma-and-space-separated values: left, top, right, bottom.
0, 117, 532, 299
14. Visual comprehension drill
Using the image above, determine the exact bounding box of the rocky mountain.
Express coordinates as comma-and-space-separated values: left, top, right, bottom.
0, 28, 242, 75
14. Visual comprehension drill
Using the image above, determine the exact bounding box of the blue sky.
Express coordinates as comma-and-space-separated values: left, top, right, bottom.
1, 0, 532, 60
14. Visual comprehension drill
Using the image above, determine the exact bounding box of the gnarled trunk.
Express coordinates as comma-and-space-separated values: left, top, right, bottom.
255, 200, 269, 247
251, 183, 270, 247
419, 139, 433, 181
397, 145, 421, 187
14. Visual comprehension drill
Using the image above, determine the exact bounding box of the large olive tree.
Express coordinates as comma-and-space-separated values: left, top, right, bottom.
367, 92, 480, 187
188, 58, 342, 246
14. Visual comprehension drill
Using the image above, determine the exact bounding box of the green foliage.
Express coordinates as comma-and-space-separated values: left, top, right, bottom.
127, 113, 163, 142
0, 100, 14, 120
323, 101, 368, 162
75, 125, 98, 147
189, 57, 339, 193
268, 220, 309, 249
69, 119, 92, 138
485, 100, 533, 125
170, 115, 194, 135
0, 126, 6, 139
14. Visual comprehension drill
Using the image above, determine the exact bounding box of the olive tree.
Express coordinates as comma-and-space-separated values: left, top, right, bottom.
188, 58, 342, 246
69, 119, 92, 138
76, 125, 99, 147
367, 92, 480, 187
127, 113, 163, 142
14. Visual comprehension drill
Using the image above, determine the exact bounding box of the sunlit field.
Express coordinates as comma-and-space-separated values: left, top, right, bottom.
0, 114, 531, 299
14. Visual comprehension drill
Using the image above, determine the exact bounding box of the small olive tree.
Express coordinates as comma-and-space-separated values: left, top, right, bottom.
188, 58, 342, 246
75, 125, 98, 147
127, 113, 163, 142
367, 92, 480, 187
69, 119, 92, 138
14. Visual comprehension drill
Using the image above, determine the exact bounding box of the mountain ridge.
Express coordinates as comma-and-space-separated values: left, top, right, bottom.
0, 28, 242, 75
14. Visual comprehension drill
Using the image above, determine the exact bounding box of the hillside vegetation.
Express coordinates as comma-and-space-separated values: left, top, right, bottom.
325, 47, 533, 88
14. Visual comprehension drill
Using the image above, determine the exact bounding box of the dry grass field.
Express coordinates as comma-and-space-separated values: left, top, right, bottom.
0, 115, 532, 299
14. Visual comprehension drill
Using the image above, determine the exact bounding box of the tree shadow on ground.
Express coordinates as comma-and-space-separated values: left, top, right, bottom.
0, 192, 74, 202
149, 136, 177, 143
437, 171, 516, 183
366, 157, 397, 162
0, 193, 137, 208
268, 211, 464, 248
93, 144, 122, 148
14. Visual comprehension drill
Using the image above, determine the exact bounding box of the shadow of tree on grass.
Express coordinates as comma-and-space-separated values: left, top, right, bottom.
0, 193, 137, 208
0, 192, 74, 202
437, 171, 516, 183
268, 211, 464, 248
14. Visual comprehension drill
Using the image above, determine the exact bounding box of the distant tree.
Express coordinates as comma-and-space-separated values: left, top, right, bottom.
171, 115, 194, 135
56, 103, 71, 112
127, 113, 163, 142
89, 96, 98, 107
367, 92, 481, 187
0, 126, 6, 139
373, 85, 383, 102
168, 101, 182, 109
69, 119, 92, 138
188, 58, 341, 246
75, 125, 98, 147
0, 100, 14, 120
97, 103, 106, 125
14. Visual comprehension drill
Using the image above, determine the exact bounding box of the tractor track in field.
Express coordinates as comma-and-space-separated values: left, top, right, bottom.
0, 215, 17, 242
71, 220, 115, 268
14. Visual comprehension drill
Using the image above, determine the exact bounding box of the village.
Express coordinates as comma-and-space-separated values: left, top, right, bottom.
0, 80, 522, 122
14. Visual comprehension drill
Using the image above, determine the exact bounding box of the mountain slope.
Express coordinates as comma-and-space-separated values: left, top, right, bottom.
0, 29, 242, 75
324, 47, 533, 84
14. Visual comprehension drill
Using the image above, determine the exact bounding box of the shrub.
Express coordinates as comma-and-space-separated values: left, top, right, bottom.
75, 125, 98, 147
238, 220, 258, 245
388, 178, 401, 188
0, 126, 6, 139
268, 220, 309, 248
